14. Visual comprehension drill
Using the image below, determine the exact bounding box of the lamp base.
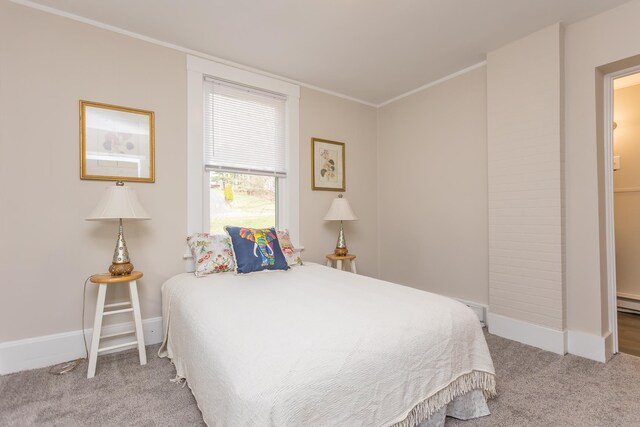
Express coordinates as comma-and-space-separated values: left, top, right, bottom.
109, 262, 134, 276
334, 247, 348, 256
334, 220, 349, 256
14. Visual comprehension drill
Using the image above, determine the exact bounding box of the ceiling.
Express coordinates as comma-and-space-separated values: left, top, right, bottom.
614, 72, 640, 90
18, 0, 632, 105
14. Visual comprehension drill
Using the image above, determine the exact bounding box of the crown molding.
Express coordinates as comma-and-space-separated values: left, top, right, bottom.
377, 61, 487, 108
10, 0, 487, 108
9, 0, 377, 107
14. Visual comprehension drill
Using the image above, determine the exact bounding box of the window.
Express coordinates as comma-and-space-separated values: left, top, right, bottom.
187, 56, 300, 242
204, 79, 285, 233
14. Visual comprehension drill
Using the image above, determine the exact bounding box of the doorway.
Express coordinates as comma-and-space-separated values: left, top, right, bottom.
610, 71, 640, 357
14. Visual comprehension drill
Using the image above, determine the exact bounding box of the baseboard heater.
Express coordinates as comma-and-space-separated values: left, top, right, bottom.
617, 292, 640, 314
454, 298, 486, 327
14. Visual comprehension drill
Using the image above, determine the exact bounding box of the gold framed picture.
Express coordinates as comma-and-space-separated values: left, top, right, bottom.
312, 138, 345, 191
80, 100, 155, 182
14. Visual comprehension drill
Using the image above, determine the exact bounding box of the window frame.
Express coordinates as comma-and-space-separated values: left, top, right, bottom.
187, 55, 300, 243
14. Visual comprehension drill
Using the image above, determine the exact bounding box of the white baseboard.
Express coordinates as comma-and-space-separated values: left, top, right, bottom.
618, 295, 640, 312
567, 330, 610, 363
487, 312, 567, 355
604, 331, 614, 362
0, 317, 163, 375
487, 312, 611, 362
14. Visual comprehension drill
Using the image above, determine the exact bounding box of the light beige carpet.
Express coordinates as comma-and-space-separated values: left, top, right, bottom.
1, 332, 640, 426
448, 333, 640, 426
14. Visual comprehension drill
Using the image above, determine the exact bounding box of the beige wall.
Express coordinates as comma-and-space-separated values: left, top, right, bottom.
565, 0, 640, 336
487, 24, 564, 330
0, 2, 379, 343
377, 67, 489, 305
299, 88, 379, 277
613, 83, 640, 298
0, 1, 188, 342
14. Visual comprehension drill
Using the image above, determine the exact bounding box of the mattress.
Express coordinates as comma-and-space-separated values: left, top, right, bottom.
159, 263, 495, 426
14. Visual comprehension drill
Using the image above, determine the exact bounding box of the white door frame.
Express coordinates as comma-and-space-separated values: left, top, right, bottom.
604, 65, 640, 356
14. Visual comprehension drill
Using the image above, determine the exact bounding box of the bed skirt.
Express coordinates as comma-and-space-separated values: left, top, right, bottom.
395, 370, 495, 427
416, 389, 491, 427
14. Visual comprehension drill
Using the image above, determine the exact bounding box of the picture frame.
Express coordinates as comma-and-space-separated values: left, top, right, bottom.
311, 138, 345, 191
80, 100, 155, 182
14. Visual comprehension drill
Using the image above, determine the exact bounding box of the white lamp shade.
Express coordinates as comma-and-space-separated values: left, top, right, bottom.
86, 185, 150, 221
323, 196, 358, 221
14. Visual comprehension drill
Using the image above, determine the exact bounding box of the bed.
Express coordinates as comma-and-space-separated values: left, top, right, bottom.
158, 263, 496, 426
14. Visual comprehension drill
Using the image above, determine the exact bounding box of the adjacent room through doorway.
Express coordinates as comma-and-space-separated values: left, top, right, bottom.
613, 71, 640, 357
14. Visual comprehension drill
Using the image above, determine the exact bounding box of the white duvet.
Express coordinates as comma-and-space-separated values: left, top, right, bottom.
159, 263, 495, 426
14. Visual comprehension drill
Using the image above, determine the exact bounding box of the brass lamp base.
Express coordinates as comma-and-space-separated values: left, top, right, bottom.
334, 247, 348, 256
109, 262, 134, 276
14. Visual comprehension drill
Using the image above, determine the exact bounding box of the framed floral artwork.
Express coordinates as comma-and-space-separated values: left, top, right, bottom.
80, 100, 155, 182
311, 138, 345, 191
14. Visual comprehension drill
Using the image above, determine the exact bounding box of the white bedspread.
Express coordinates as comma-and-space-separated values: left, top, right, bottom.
159, 263, 495, 426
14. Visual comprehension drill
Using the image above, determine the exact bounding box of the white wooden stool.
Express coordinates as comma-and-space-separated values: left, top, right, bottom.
326, 254, 357, 274
87, 271, 147, 378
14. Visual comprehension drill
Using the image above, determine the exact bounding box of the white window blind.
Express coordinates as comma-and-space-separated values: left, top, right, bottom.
204, 77, 287, 177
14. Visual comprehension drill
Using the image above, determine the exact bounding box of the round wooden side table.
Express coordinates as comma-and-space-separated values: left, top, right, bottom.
87, 271, 147, 378
326, 254, 357, 274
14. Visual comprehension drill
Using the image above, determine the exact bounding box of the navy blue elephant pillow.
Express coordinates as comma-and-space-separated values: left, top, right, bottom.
224, 226, 290, 274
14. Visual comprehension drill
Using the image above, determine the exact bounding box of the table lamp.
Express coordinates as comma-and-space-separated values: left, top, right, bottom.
323, 194, 358, 256
86, 181, 150, 276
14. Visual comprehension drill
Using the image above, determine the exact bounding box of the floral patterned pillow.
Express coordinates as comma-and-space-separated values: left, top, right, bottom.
277, 229, 303, 267
187, 233, 235, 277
